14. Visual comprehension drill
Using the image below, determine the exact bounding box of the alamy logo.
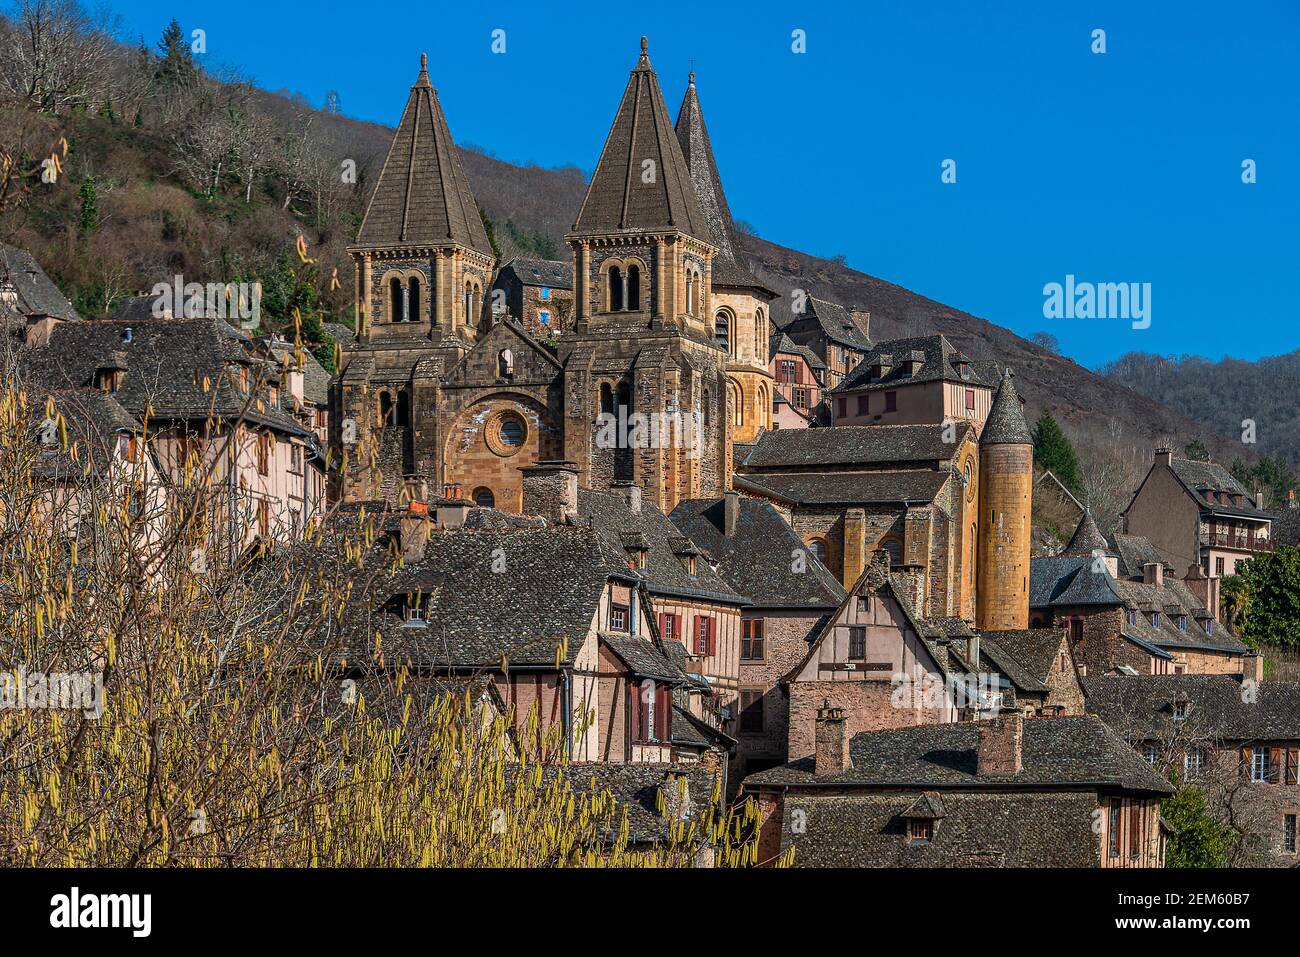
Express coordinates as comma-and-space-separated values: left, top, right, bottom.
1042, 274, 1151, 330
594, 407, 703, 460
151, 275, 261, 329
0, 667, 102, 718
50, 887, 151, 937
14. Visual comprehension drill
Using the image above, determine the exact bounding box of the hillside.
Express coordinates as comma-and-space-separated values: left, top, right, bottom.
1103, 351, 1300, 470
0, 5, 1247, 519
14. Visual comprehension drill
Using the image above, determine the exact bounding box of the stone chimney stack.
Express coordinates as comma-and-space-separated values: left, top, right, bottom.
849, 307, 871, 341
520, 460, 579, 524
612, 480, 641, 514
399, 504, 431, 563
723, 489, 740, 537
1254, 488, 1266, 510
1142, 562, 1164, 588
814, 699, 849, 776
437, 484, 469, 529
1154, 445, 1173, 468
976, 712, 1023, 777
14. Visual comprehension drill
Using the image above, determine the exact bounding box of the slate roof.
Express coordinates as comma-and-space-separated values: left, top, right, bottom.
555, 763, 721, 845
744, 715, 1173, 795
571, 38, 709, 241
669, 496, 846, 608
27, 318, 313, 437
769, 332, 826, 370
673, 76, 771, 293
33, 389, 142, 478
323, 322, 357, 347
262, 337, 331, 406
1167, 457, 1270, 519
789, 296, 872, 350
577, 489, 743, 606
1031, 555, 1123, 608
778, 791, 1100, 867
1111, 578, 1248, 655
740, 422, 969, 470
354, 55, 492, 255
1086, 675, 1300, 742
312, 522, 677, 671
0, 243, 79, 320
500, 257, 573, 290
1265, 505, 1300, 546
734, 470, 950, 507
1110, 533, 1165, 578
980, 630, 1068, 694
1063, 509, 1111, 557
981, 370, 1032, 445
834, 334, 987, 394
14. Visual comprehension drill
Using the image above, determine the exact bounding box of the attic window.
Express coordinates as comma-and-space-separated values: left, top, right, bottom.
681, 554, 697, 576
1204, 619, 1214, 636
1127, 608, 1138, 627
1151, 612, 1161, 628
1172, 701, 1189, 721
907, 819, 933, 843
1178, 615, 1188, 631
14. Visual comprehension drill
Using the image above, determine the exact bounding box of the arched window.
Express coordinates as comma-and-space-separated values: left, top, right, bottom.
715, 311, 731, 353
472, 487, 495, 508
756, 308, 766, 354
464, 281, 475, 325
807, 538, 827, 565
758, 382, 769, 424
389, 277, 405, 322
600, 383, 614, 415
408, 276, 421, 322
498, 349, 515, 379
729, 380, 743, 427
609, 266, 624, 312
379, 390, 395, 426
627, 264, 641, 311
685, 270, 695, 315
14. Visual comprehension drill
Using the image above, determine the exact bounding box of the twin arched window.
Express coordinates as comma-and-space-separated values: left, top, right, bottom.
388, 274, 423, 322
685, 264, 703, 316
606, 262, 642, 313
464, 280, 483, 326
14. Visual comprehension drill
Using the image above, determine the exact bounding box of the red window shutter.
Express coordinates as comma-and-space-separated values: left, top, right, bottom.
656, 684, 671, 742
658, 613, 667, 640
630, 681, 642, 743
673, 614, 682, 644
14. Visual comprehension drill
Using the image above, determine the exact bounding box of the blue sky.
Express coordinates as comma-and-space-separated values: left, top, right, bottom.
104, 0, 1299, 368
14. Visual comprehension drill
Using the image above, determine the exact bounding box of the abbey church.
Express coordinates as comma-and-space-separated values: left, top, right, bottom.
335, 40, 774, 515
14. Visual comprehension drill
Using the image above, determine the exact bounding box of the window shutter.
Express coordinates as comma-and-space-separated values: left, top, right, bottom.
1271, 747, 1284, 784
657, 613, 666, 639
630, 681, 642, 743
656, 684, 670, 743
1289, 749, 1299, 786
1241, 746, 1252, 778
673, 614, 682, 644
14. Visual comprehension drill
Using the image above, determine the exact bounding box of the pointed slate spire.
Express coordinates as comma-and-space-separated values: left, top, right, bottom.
981, 369, 1032, 445
571, 37, 710, 240
674, 73, 767, 290
356, 53, 493, 256
1064, 508, 1110, 558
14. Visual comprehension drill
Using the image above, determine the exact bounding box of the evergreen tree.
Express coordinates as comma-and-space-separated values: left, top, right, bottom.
1234, 546, 1300, 651
1163, 779, 1234, 867
1183, 438, 1210, 461
77, 176, 98, 236
155, 20, 196, 89
1031, 409, 1083, 495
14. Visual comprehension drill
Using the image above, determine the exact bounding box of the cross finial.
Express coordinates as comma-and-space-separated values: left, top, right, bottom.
420, 52, 427, 71
641, 35, 648, 54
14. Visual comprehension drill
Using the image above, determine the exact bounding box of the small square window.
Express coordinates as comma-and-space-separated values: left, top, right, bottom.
540, 287, 551, 301
538, 309, 550, 326
908, 819, 933, 843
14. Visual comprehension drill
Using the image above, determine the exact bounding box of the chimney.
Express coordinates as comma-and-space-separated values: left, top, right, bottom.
1142, 562, 1164, 588
520, 460, 579, 524
966, 632, 980, 669
977, 712, 1023, 777
437, 486, 469, 529
1154, 445, 1173, 468
849, 307, 871, 341
661, 769, 691, 822
814, 699, 849, 775
612, 480, 641, 514
723, 489, 740, 537
1254, 488, 1266, 510
399, 504, 430, 563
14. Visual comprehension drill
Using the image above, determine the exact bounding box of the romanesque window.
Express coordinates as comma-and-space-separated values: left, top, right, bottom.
757, 382, 768, 427
728, 379, 743, 427
608, 265, 624, 312
755, 308, 766, 355
807, 537, 827, 565
390, 276, 406, 321
600, 383, 614, 415
406, 276, 421, 321
498, 349, 514, 379
715, 310, 731, 353
472, 487, 495, 508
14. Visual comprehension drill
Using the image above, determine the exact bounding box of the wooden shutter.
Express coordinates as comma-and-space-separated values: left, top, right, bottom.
1241, 746, 1253, 779
655, 684, 671, 743
1288, 749, 1299, 785
673, 614, 682, 644
630, 681, 642, 743
1270, 747, 1284, 784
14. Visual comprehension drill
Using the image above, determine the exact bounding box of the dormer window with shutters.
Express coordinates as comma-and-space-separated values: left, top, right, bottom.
630, 679, 671, 745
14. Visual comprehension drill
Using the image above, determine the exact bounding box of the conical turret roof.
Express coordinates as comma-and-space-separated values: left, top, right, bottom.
571, 38, 710, 241
1063, 508, 1110, 557
674, 74, 767, 291
356, 54, 493, 256
981, 370, 1032, 445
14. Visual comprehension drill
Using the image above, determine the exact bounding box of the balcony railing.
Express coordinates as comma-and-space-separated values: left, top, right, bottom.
1200, 531, 1275, 552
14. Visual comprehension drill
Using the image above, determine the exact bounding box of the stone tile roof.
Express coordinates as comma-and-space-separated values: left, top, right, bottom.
745, 715, 1174, 795
34, 389, 142, 478
769, 332, 825, 370
834, 333, 986, 394
793, 296, 872, 350
734, 470, 950, 507
0, 243, 80, 320
1168, 457, 1269, 519
323, 322, 357, 347
1111, 578, 1248, 654
1063, 508, 1110, 557
980, 629, 1067, 693
740, 422, 969, 469
1030, 555, 1122, 607
981, 370, 1032, 445
354, 55, 492, 255
571, 38, 709, 241
27, 318, 313, 438
779, 791, 1100, 867
316, 521, 670, 670
577, 489, 743, 606
262, 337, 330, 406
669, 496, 846, 608
1109, 533, 1165, 578
1085, 674, 1300, 741
1265, 505, 1300, 545
673, 77, 771, 293
500, 257, 573, 290
553, 763, 721, 845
